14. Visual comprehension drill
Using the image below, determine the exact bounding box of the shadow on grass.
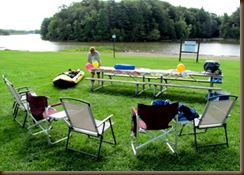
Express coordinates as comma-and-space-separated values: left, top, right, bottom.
15, 134, 240, 171
84, 83, 207, 104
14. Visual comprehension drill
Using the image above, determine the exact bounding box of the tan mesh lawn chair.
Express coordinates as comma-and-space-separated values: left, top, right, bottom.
2, 75, 36, 127
178, 95, 238, 149
131, 102, 179, 155
193, 95, 238, 149
60, 97, 116, 160
26, 92, 69, 145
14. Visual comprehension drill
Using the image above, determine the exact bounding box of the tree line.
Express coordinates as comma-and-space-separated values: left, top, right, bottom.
40, 0, 240, 42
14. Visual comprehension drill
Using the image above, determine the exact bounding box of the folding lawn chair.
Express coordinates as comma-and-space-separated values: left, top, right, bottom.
178, 95, 238, 149
131, 102, 179, 155
26, 92, 69, 145
2, 75, 36, 127
60, 97, 116, 161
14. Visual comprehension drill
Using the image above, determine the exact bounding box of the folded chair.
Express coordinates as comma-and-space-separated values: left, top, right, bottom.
131, 102, 179, 155
26, 92, 69, 145
2, 75, 35, 127
179, 95, 238, 149
60, 97, 116, 160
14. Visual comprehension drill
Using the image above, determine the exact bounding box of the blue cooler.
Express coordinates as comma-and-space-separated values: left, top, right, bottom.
206, 91, 230, 101
215, 91, 230, 100
114, 64, 135, 70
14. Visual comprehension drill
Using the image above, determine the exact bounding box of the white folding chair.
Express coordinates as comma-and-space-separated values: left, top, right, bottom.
60, 97, 116, 160
2, 75, 35, 127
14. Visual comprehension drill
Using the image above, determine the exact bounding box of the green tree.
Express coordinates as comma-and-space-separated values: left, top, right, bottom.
39, 0, 239, 42
40, 18, 51, 40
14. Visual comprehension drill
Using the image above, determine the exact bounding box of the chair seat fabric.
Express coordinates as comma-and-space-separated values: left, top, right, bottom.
42, 108, 58, 119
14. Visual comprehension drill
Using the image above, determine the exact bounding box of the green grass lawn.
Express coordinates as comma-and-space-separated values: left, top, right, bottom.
0, 50, 240, 171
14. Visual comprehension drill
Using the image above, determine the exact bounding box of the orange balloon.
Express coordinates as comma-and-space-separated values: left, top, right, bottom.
177, 63, 185, 73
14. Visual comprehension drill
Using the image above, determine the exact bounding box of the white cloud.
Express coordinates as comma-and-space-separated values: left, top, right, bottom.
0, 0, 80, 30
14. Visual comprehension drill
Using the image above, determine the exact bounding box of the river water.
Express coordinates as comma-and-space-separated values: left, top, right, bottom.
0, 34, 240, 57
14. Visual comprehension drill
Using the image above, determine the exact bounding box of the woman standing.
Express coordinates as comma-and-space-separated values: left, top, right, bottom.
87, 46, 102, 78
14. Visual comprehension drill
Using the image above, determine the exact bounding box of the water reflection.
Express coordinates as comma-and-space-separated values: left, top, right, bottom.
0, 34, 240, 57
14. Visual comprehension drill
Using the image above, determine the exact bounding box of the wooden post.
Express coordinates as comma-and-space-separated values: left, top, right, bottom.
179, 39, 183, 61
196, 41, 201, 62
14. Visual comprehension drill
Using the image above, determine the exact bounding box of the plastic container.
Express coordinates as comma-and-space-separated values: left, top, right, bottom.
206, 91, 230, 101
114, 64, 135, 70
215, 91, 230, 100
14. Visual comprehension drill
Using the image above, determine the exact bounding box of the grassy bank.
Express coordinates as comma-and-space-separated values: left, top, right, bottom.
0, 50, 240, 171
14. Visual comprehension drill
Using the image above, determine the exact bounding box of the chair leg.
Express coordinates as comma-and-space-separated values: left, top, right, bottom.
179, 123, 187, 136
224, 124, 228, 147
194, 126, 198, 150
22, 111, 28, 128
13, 107, 25, 127
110, 124, 117, 145
12, 101, 17, 115
97, 135, 103, 161
194, 125, 228, 150
65, 129, 72, 151
13, 106, 19, 120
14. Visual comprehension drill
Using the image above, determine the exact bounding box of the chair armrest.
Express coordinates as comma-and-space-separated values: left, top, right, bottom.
16, 86, 32, 95
45, 102, 62, 113
16, 86, 30, 91
96, 114, 114, 127
50, 102, 62, 107
131, 107, 138, 116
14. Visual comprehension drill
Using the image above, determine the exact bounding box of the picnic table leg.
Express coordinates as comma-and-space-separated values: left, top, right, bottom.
90, 80, 94, 91
101, 72, 105, 87
142, 76, 145, 91
160, 76, 164, 92
135, 84, 138, 95
108, 74, 112, 85
153, 85, 157, 97
207, 77, 214, 98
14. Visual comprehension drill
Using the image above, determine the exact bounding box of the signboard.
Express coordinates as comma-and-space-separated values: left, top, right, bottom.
183, 41, 196, 52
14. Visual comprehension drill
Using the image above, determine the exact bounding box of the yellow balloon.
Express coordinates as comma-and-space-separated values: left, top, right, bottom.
177, 63, 185, 73
92, 61, 99, 68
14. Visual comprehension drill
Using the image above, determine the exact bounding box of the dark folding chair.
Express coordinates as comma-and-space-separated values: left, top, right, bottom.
26, 92, 69, 145
131, 102, 179, 155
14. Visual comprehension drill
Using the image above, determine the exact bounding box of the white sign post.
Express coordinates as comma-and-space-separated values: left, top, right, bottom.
179, 39, 200, 62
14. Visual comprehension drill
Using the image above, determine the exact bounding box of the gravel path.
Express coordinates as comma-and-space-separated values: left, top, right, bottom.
118, 52, 240, 61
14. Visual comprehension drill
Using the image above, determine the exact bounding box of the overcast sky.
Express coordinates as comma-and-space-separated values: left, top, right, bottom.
0, 0, 240, 30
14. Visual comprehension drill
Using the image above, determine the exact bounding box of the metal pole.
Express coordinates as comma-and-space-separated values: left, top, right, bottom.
113, 39, 115, 58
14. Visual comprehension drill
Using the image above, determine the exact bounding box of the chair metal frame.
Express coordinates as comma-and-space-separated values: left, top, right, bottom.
2, 75, 34, 127
131, 102, 179, 155
60, 97, 116, 160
